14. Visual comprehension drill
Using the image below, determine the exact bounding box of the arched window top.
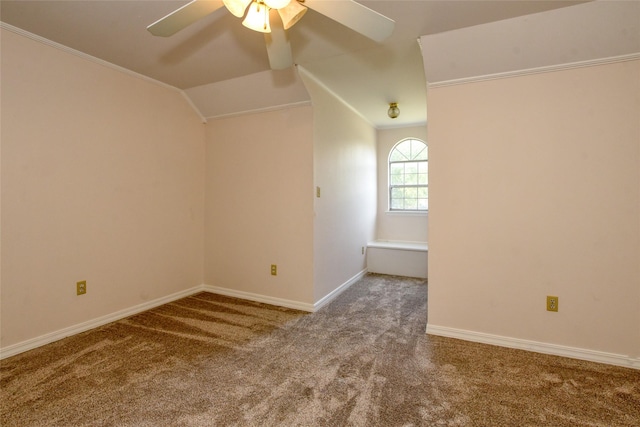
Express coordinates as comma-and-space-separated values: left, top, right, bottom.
389, 138, 428, 211
389, 138, 428, 162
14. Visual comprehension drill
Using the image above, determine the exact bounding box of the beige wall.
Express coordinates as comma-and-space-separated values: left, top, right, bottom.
298, 69, 377, 302
1, 29, 206, 348
427, 60, 640, 359
376, 126, 428, 243
204, 106, 315, 304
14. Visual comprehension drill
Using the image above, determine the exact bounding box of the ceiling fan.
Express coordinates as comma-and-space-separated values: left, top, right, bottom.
147, 0, 395, 70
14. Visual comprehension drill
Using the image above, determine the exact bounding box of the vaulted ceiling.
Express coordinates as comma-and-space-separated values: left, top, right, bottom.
0, 1, 587, 127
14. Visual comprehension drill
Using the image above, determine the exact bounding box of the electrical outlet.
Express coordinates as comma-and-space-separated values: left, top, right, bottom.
316, 187, 321, 198
77, 280, 87, 296
361, 246, 365, 255
547, 296, 558, 312
271, 264, 277, 276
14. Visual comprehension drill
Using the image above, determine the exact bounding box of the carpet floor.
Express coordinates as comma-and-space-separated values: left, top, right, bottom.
1, 274, 639, 426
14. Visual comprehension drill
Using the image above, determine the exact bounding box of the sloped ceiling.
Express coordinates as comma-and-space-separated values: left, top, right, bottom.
421, 1, 640, 85
0, 0, 590, 127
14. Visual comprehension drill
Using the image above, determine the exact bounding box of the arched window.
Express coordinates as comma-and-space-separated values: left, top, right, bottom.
389, 138, 428, 211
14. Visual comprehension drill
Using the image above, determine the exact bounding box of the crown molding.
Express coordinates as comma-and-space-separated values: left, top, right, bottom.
2, 22, 177, 92
180, 92, 208, 124
297, 65, 376, 129
1, 22, 207, 121
206, 100, 312, 121
427, 53, 640, 88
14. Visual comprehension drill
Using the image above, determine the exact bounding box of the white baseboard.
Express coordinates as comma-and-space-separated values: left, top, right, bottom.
314, 269, 367, 311
203, 285, 315, 312
0, 286, 207, 360
0, 270, 367, 360
426, 324, 640, 370
205, 269, 368, 313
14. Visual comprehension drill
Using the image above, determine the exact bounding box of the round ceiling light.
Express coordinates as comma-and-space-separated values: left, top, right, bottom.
388, 102, 400, 119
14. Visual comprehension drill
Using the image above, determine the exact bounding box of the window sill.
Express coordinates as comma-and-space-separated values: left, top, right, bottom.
385, 210, 428, 216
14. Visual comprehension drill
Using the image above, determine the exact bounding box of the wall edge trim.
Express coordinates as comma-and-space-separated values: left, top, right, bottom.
426, 324, 640, 370
313, 269, 368, 312
0, 285, 208, 360
203, 285, 315, 312
427, 53, 640, 88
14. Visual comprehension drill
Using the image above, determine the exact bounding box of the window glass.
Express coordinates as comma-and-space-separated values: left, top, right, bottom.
388, 138, 428, 211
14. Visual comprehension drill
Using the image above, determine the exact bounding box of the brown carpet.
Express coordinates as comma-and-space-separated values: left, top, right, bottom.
1, 274, 639, 426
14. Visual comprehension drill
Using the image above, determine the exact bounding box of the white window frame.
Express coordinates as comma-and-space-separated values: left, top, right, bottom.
388, 138, 428, 212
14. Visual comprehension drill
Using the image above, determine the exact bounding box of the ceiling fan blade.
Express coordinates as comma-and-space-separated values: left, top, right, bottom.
265, 10, 293, 70
303, 0, 394, 42
147, 0, 224, 37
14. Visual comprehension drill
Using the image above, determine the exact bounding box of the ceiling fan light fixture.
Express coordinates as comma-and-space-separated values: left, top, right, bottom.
277, 0, 307, 30
243, 1, 271, 33
388, 102, 400, 119
264, 0, 291, 9
223, 0, 252, 18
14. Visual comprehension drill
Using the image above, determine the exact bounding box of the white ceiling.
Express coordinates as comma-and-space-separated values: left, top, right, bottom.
0, 0, 588, 127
